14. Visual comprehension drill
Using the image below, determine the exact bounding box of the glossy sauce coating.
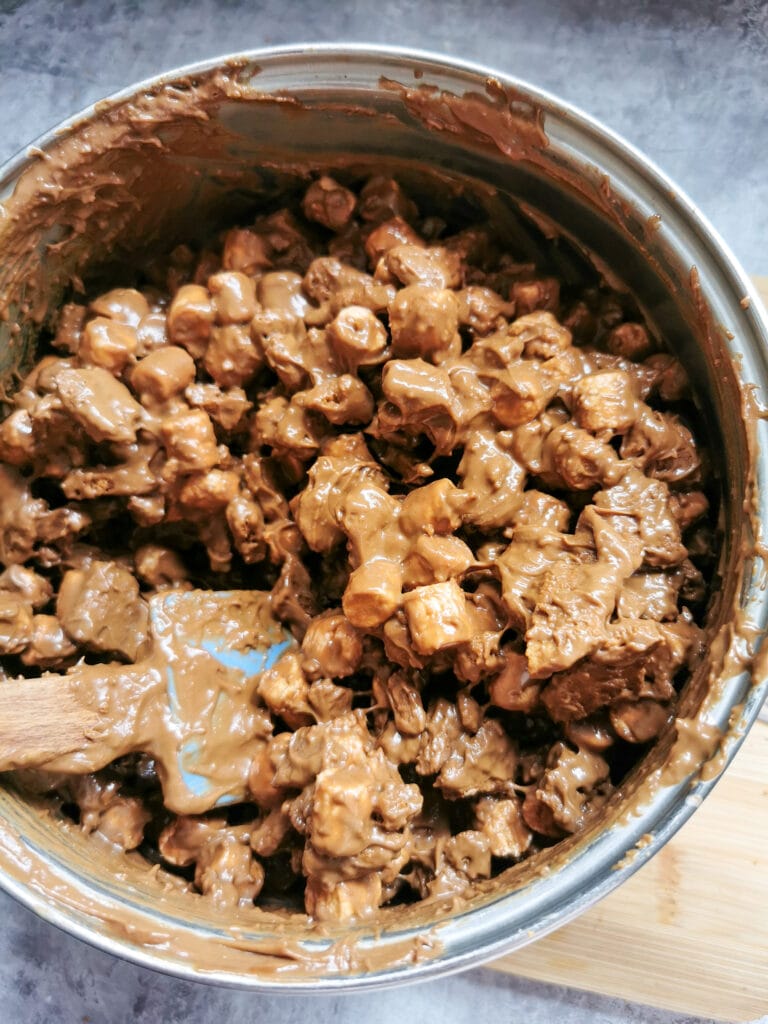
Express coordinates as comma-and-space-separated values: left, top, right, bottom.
0, 174, 713, 923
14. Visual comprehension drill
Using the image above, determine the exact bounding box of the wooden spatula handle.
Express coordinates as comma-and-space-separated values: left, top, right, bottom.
0, 675, 102, 772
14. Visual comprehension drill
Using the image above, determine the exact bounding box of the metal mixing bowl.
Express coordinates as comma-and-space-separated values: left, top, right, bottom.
0, 44, 767, 990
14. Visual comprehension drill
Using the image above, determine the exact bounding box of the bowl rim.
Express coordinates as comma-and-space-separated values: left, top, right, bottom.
1, 41, 767, 991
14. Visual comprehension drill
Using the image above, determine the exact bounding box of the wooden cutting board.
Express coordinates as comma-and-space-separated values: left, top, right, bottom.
492, 721, 768, 1021
492, 277, 768, 1023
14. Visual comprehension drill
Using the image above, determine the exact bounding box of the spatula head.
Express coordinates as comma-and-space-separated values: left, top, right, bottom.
145, 589, 294, 814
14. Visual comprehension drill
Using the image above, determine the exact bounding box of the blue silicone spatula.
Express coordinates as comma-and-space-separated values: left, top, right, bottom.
0, 590, 294, 814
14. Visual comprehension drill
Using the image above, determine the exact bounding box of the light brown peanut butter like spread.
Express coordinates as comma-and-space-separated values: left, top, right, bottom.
0, 64, 760, 980
0, 165, 713, 921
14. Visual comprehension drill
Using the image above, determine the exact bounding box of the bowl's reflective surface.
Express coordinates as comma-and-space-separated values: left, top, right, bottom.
0, 45, 767, 990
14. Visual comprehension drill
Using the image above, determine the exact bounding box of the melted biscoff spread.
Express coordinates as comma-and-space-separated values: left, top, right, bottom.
0, 174, 715, 923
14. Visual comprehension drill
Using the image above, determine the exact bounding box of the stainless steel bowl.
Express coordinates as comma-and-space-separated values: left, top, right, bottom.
1, 44, 767, 990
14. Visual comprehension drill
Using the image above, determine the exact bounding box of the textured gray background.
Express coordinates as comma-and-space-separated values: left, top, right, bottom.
0, 1, 766, 1022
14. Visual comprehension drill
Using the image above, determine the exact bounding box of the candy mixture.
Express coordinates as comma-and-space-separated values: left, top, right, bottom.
0, 174, 714, 921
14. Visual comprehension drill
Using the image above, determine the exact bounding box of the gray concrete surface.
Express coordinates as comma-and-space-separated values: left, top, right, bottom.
0, 1, 766, 1022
